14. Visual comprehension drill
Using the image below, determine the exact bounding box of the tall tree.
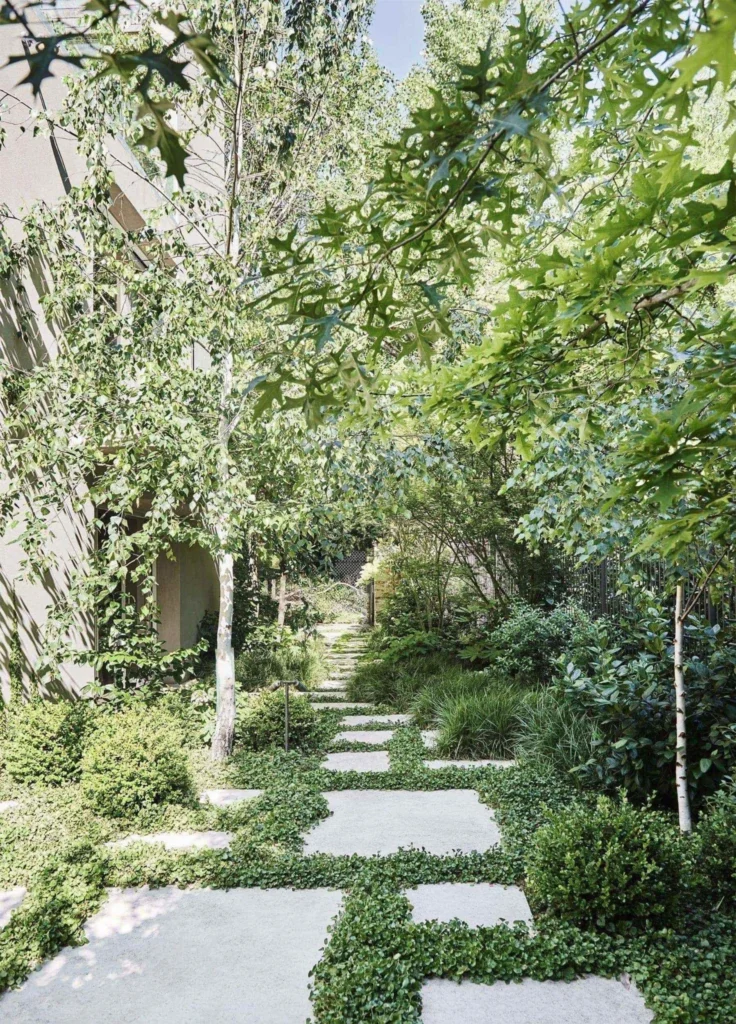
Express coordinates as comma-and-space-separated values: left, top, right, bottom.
0, 0, 390, 757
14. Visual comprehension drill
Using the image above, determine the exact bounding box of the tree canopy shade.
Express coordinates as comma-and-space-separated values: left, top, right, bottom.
257, 0, 736, 564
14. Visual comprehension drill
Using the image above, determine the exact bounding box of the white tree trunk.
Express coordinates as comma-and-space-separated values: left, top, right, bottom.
211, 549, 236, 760
674, 582, 692, 833
277, 571, 287, 628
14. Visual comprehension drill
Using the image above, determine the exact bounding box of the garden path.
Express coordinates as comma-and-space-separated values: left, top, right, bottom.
0, 620, 653, 1023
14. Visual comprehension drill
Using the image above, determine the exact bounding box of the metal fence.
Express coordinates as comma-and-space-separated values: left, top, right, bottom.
556, 552, 736, 624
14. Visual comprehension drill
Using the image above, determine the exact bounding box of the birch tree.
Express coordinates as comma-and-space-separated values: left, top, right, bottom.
0, 0, 389, 757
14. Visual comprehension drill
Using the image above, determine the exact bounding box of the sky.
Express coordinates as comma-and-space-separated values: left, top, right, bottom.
369, 0, 426, 79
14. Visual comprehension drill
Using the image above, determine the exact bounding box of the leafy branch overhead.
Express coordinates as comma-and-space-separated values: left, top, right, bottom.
255, 0, 736, 557
2, 0, 221, 183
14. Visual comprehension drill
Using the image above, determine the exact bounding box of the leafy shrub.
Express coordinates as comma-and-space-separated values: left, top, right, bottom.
435, 684, 528, 759
467, 601, 602, 683
235, 631, 325, 690
527, 795, 682, 932
2, 700, 91, 786
80, 707, 193, 817
239, 690, 324, 752
515, 689, 601, 777
694, 786, 736, 901
559, 615, 736, 807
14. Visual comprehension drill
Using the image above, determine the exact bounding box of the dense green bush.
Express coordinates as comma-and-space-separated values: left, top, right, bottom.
2, 700, 91, 786
527, 795, 682, 932
80, 707, 193, 817
239, 690, 324, 752
515, 689, 601, 777
694, 786, 736, 902
466, 601, 602, 683
559, 614, 736, 807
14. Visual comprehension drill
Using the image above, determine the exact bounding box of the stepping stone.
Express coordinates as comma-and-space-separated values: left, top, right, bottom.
304, 790, 499, 857
321, 751, 390, 773
199, 789, 263, 807
424, 759, 515, 770
310, 692, 348, 701
0, 886, 26, 930
332, 730, 393, 746
420, 976, 653, 1024
0, 801, 19, 814
311, 702, 373, 711
319, 678, 351, 690
107, 831, 232, 851
421, 730, 440, 750
407, 883, 532, 928
0, 886, 343, 1023
341, 714, 409, 726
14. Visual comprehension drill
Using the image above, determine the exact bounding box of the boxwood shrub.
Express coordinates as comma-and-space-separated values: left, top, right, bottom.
239, 690, 325, 752
526, 795, 683, 932
2, 700, 91, 786
80, 707, 193, 817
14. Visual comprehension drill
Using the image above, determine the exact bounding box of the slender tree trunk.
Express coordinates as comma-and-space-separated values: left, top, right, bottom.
211, 347, 237, 761
212, 548, 236, 760
277, 570, 287, 628
674, 582, 692, 832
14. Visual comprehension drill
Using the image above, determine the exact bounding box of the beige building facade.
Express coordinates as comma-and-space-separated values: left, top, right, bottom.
0, 14, 219, 699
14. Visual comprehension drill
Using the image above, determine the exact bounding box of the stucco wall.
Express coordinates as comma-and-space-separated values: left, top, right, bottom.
0, 499, 96, 701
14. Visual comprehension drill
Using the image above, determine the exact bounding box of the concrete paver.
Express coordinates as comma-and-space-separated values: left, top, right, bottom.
0, 886, 26, 930
304, 790, 500, 857
332, 730, 394, 746
321, 751, 391, 773
199, 789, 263, 807
107, 831, 232, 851
407, 883, 532, 928
420, 976, 654, 1024
0, 886, 343, 1024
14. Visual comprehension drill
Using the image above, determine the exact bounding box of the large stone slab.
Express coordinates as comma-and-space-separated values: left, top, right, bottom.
199, 789, 263, 807
108, 831, 232, 851
407, 883, 532, 928
309, 691, 348, 701
0, 886, 343, 1024
321, 751, 391, 773
420, 976, 654, 1024
332, 730, 394, 746
0, 886, 26, 930
424, 759, 515, 770
341, 714, 410, 726
319, 678, 351, 690
304, 790, 499, 857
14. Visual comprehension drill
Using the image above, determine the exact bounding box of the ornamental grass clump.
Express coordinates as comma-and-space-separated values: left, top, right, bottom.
80, 707, 193, 817
434, 684, 526, 759
526, 795, 682, 933
2, 700, 91, 786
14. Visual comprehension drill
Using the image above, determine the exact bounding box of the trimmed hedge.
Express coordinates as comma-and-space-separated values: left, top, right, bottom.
80, 707, 193, 817
2, 700, 90, 786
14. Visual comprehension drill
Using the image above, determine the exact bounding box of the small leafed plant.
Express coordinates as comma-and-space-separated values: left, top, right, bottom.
80, 707, 193, 817
2, 700, 91, 787
526, 795, 683, 933
238, 690, 324, 752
